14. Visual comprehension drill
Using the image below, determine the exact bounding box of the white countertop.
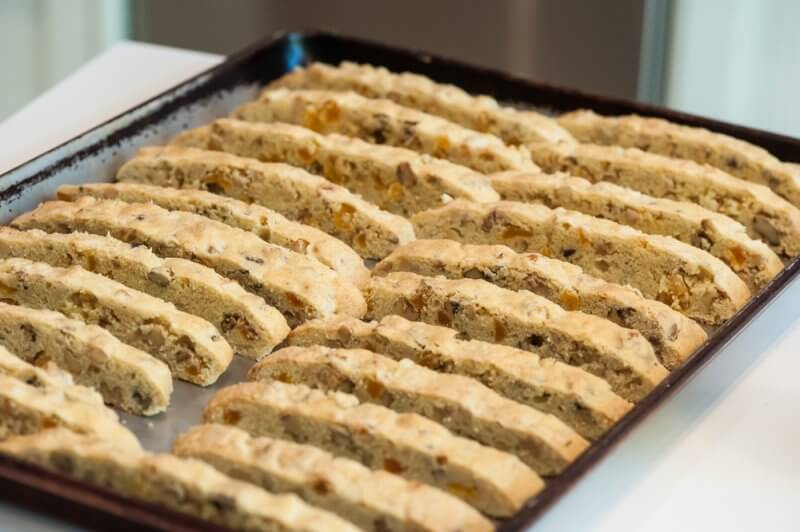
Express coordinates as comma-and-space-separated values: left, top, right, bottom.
0, 41, 797, 532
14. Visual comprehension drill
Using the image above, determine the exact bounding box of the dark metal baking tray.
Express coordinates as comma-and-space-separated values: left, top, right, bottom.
1, 30, 798, 532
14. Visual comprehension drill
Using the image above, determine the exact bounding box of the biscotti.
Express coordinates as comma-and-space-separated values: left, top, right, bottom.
170, 119, 500, 216
0, 302, 172, 415
0, 377, 140, 449
0, 343, 105, 409
12, 197, 367, 326
117, 146, 415, 260
288, 315, 632, 439
0, 227, 290, 359
364, 272, 667, 402
491, 171, 783, 292
372, 240, 707, 369
270, 61, 575, 145
57, 183, 369, 288
411, 200, 751, 324
173, 424, 493, 532
532, 141, 800, 258
558, 109, 800, 206
0, 258, 232, 386
249, 345, 588, 474
0, 429, 358, 532
235, 88, 538, 173
204, 381, 544, 517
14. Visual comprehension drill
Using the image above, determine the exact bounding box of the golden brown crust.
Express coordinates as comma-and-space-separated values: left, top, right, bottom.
169, 119, 499, 216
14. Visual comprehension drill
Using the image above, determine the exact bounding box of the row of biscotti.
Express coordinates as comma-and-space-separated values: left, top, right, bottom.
0, 189, 373, 413
35, 181, 700, 376
158, 119, 753, 324
262, 61, 800, 264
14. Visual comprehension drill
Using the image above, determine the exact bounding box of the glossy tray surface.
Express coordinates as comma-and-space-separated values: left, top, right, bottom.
1, 31, 798, 532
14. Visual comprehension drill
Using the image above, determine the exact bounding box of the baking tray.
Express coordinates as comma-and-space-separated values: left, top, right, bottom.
1, 30, 799, 532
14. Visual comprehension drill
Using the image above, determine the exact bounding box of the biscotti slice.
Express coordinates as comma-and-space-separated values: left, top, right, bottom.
57, 183, 369, 288
491, 171, 783, 292
0, 258, 232, 386
235, 88, 537, 173
174, 424, 493, 532
250, 345, 588, 475
170, 119, 500, 216
372, 240, 707, 369
0, 302, 172, 415
12, 198, 366, 326
364, 272, 666, 402
270, 61, 575, 145
0, 429, 358, 532
411, 200, 751, 324
288, 316, 632, 439
0, 227, 289, 359
559, 109, 800, 206
0, 377, 140, 449
0, 343, 106, 409
204, 381, 543, 517
532, 141, 800, 258
117, 146, 414, 260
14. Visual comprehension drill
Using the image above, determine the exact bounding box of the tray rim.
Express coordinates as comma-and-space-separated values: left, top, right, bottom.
1, 29, 799, 532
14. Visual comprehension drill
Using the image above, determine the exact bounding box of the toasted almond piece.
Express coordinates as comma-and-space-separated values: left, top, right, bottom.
12, 197, 366, 327
204, 381, 543, 517
270, 61, 574, 145
491, 171, 783, 292
364, 272, 666, 402
0, 378, 140, 449
170, 119, 499, 216
0, 343, 107, 409
58, 183, 369, 288
0, 258, 231, 386
532, 141, 800, 258
411, 200, 751, 324
174, 424, 493, 532
250, 345, 588, 474
236, 88, 537, 173
288, 315, 632, 439
0, 302, 172, 415
373, 240, 707, 369
559, 109, 800, 207
0, 227, 289, 359
0, 428, 358, 532
117, 146, 414, 260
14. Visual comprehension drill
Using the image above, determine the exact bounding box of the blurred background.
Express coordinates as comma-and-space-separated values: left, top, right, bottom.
1, 0, 798, 136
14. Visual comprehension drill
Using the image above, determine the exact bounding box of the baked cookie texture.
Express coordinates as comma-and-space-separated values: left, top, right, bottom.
532, 141, 800, 258
270, 61, 575, 145
0, 344, 105, 410
249, 345, 589, 475
173, 424, 493, 532
0, 428, 359, 532
57, 182, 369, 288
169, 119, 500, 216
0, 302, 172, 415
0, 227, 290, 359
491, 171, 783, 292
204, 380, 543, 517
118, 146, 415, 260
559, 109, 800, 207
288, 315, 632, 439
0, 376, 140, 449
235, 88, 538, 173
12, 197, 366, 327
411, 200, 751, 325
363, 272, 667, 402
373, 240, 707, 369
0, 258, 231, 387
